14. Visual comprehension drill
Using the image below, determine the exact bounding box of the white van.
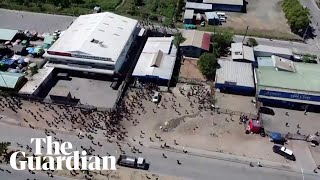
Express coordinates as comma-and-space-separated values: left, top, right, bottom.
217, 12, 226, 18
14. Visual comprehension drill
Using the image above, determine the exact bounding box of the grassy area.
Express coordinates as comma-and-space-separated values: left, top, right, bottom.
116, 0, 177, 24
177, 23, 303, 42
0, 0, 121, 16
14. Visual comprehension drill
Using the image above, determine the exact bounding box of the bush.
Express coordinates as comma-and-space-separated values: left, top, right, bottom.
197, 53, 219, 80
246, 38, 258, 47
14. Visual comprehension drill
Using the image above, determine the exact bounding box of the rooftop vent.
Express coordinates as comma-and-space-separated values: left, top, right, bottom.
91, 38, 99, 43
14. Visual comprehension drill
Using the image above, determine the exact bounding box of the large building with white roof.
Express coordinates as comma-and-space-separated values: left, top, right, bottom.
215, 60, 255, 95
44, 12, 139, 75
132, 37, 177, 86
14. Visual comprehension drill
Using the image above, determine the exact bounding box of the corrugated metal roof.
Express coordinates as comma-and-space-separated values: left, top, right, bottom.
256, 63, 320, 93
132, 37, 177, 80
215, 60, 254, 88
205, 12, 219, 19
0, 28, 18, 41
184, 10, 194, 20
254, 45, 293, 56
0, 71, 25, 89
186, 2, 213, 10
203, 0, 244, 6
231, 43, 254, 62
181, 30, 210, 51
202, 33, 211, 51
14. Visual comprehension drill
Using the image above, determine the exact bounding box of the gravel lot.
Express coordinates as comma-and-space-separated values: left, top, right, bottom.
222, 0, 292, 34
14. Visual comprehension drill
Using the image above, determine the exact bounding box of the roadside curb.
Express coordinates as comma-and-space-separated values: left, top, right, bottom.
148, 144, 300, 173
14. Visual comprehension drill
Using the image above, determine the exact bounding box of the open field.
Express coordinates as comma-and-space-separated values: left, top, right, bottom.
0, 0, 121, 16
116, 0, 176, 21
196, 0, 302, 41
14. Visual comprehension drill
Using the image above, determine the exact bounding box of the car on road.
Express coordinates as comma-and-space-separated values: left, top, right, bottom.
117, 155, 149, 170
272, 145, 296, 161
152, 91, 160, 103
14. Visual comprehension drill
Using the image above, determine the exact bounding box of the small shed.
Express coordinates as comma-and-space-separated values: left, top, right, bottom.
205, 12, 220, 25
0, 71, 25, 90
0, 28, 19, 42
184, 10, 194, 24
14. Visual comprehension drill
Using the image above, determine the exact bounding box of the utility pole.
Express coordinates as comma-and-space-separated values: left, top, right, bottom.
302, 24, 310, 41
242, 26, 249, 44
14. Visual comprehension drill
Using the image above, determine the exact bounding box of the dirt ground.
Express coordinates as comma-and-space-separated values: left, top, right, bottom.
214, 92, 257, 117
222, 0, 293, 34
53, 166, 180, 180
179, 58, 205, 81
122, 84, 294, 164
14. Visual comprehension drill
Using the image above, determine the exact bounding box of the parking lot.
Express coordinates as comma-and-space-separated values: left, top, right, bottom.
0, 9, 75, 33
222, 0, 294, 36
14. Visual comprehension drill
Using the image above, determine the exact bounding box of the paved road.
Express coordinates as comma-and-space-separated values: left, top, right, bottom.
234, 35, 320, 55
299, 0, 320, 52
0, 123, 319, 180
0, 8, 319, 56
0, 9, 75, 33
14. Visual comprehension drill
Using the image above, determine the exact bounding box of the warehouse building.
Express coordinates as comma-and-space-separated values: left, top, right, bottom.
256, 55, 320, 109
132, 37, 177, 86
180, 30, 211, 58
184, 10, 194, 24
185, 2, 213, 13
44, 12, 139, 75
231, 43, 255, 63
215, 60, 255, 95
205, 12, 220, 25
254, 45, 293, 60
203, 0, 246, 12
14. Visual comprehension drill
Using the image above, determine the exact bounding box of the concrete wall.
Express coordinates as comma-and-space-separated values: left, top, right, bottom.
216, 83, 255, 95
115, 27, 140, 73
181, 46, 204, 58
254, 51, 293, 60
184, 18, 194, 24
212, 4, 244, 12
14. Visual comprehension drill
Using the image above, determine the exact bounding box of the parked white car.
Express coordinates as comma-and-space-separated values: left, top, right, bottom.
152, 91, 160, 103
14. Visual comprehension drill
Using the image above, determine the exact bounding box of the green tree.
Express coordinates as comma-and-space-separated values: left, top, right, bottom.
211, 30, 234, 57
134, 0, 143, 6
173, 32, 186, 48
60, 0, 71, 8
246, 38, 258, 47
197, 53, 219, 80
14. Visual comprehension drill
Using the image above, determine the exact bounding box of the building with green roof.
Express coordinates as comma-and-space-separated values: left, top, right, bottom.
0, 28, 18, 41
256, 55, 320, 107
0, 71, 26, 90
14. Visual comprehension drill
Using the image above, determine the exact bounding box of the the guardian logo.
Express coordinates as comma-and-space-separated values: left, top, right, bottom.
10, 136, 117, 171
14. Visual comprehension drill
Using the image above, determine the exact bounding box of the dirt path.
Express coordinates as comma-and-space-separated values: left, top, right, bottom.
115, 0, 125, 10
